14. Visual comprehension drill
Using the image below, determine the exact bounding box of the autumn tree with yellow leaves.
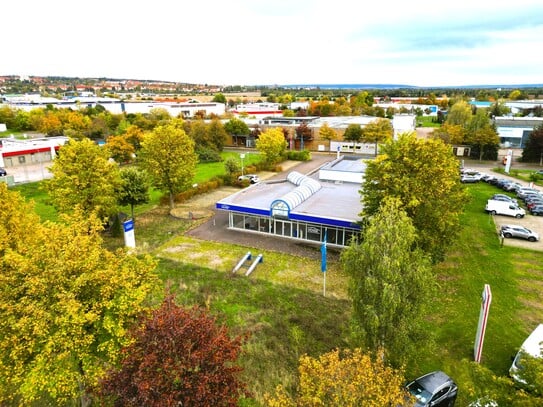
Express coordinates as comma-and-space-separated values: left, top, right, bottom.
0, 184, 159, 406
265, 348, 408, 407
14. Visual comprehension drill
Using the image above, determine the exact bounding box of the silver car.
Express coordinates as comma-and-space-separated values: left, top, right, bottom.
500, 225, 540, 242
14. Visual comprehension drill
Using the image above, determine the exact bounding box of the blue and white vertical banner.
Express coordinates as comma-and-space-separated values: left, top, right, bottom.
321, 230, 327, 272
123, 219, 136, 249
321, 230, 327, 297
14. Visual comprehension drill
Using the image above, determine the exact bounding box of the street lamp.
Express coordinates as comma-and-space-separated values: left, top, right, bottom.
240, 153, 245, 175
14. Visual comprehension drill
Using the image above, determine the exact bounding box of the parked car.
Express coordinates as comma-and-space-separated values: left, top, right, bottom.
238, 174, 260, 184
491, 194, 517, 204
525, 198, 543, 209
500, 225, 540, 242
502, 182, 523, 192
460, 174, 479, 183
485, 200, 525, 218
405, 370, 458, 407
521, 192, 543, 203
481, 174, 497, 183
529, 205, 543, 216
0, 167, 7, 177
517, 188, 541, 199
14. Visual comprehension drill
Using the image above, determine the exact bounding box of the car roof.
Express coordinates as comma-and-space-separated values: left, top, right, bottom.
415, 371, 454, 393
501, 225, 527, 229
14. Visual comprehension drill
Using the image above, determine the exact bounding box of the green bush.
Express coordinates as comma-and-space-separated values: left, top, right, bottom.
197, 147, 222, 163
287, 150, 311, 161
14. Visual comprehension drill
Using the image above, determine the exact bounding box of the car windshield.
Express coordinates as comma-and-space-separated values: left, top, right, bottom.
407, 381, 433, 404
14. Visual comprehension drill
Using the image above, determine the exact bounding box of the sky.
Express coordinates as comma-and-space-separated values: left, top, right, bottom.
3, 0, 543, 87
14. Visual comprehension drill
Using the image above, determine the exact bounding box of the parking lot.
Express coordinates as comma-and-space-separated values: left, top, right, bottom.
466, 164, 543, 252
492, 214, 543, 251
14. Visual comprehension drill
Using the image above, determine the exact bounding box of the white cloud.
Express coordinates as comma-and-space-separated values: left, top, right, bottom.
2, 0, 543, 87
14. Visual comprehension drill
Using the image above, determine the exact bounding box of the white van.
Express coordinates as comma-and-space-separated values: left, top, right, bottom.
485, 200, 525, 218
510, 324, 543, 384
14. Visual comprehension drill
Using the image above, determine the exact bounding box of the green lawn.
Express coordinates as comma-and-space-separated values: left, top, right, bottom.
194, 151, 262, 183
417, 115, 441, 128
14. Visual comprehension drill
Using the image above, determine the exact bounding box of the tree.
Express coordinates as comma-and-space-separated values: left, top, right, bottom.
350, 91, 373, 115
446, 100, 472, 127
106, 134, 136, 164
265, 348, 407, 407
97, 295, 247, 407
521, 124, 543, 162
295, 122, 312, 150
46, 137, 122, 221
212, 92, 227, 104
343, 123, 363, 148
464, 109, 500, 160
318, 122, 337, 150
255, 127, 287, 166
362, 132, 467, 262
0, 184, 158, 406
118, 167, 151, 219
489, 101, 510, 117
207, 117, 228, 152
224, 117, 250, 146
432, 123, 466, 145
139, 121, 197, 209
360, 118, 393, 155
122, 124, 145, 151
341, 198, 436, 366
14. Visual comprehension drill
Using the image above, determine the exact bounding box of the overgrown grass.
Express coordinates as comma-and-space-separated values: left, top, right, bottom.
156, 253, 351, 406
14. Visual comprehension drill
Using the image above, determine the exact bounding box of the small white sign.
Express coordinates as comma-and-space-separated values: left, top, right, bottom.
123, 219, 136, 249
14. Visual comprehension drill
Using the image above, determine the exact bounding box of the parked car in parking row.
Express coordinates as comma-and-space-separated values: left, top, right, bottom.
502, 181, 523, 192
517, 187, 541, 200
500, 225, 540, 242
460, 174, 480, 183
405, 370, 458, 407
525, 197, 543, 208
529, 205, 543, 216
491, 194, 517, 204
486, 200, 525, 218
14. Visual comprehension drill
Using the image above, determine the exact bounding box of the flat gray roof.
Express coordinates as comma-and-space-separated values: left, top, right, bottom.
216, 171, 363, 226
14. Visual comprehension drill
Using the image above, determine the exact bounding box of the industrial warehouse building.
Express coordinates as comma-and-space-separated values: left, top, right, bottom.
215, 155, 365, 248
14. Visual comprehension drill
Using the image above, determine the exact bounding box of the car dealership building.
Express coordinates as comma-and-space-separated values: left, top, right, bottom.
215, 155, 365, 248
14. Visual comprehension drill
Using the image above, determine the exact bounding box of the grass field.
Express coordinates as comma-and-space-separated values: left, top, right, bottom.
8, 163, 543, 405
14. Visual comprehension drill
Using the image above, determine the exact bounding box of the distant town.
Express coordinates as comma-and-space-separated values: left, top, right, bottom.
2, 75, 543, 103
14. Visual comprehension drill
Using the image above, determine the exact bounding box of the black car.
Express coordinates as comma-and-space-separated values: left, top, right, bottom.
0, 167, 6, 177
530, 205, 543, 216
406, 370, 458, 407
